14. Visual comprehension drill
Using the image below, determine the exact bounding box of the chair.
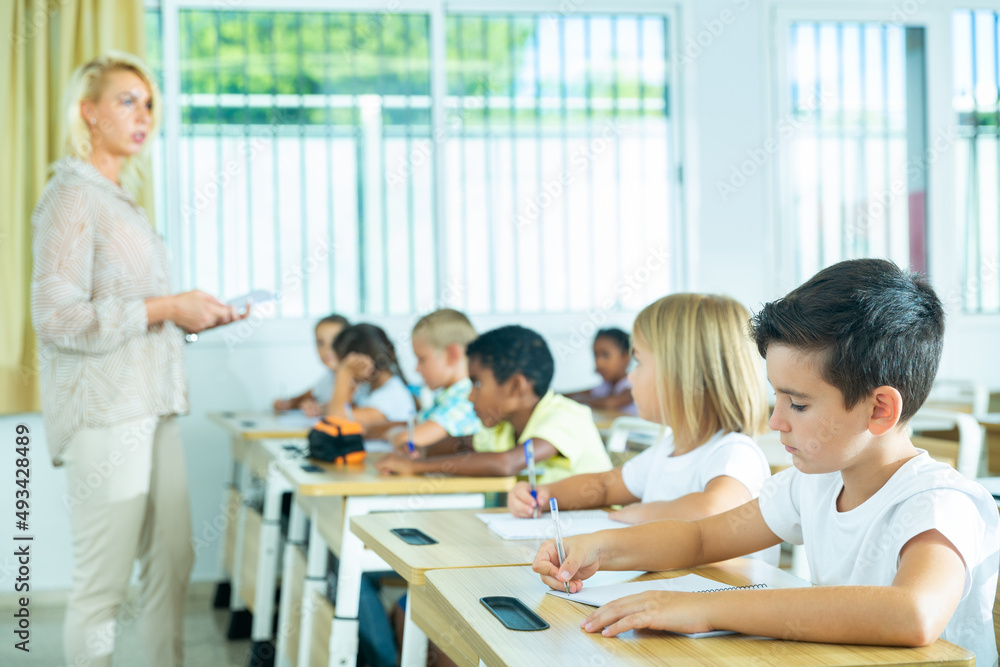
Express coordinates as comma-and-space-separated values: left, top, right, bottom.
924, 379, 990, 416
911, 408, 985, 479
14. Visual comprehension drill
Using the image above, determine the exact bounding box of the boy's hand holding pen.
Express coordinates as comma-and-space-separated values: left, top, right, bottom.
506, 481, 551, 518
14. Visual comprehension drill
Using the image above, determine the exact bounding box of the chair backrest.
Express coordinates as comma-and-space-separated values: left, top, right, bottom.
605, 416, 665, 453
911, 408, 984, 479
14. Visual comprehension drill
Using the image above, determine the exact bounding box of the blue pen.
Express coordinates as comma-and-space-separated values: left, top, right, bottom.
406, 416, 416, 455
550, 497, 571, 593
523, 438, 539, 518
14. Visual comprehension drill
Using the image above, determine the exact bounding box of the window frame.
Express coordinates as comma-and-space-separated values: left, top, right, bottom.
149, 0, 691, 326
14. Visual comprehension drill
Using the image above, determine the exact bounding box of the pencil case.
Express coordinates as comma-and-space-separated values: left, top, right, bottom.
307, 416, 366, 464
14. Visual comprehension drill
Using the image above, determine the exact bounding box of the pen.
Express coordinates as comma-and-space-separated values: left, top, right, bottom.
550, 497, 570, 594
407, 415, 416, 455
523, 438, 538, 518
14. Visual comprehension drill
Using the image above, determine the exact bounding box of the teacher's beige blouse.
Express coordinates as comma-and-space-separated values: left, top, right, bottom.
31, 157, 188, 465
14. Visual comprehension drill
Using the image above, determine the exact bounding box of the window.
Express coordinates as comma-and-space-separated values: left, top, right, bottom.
954, 10, 1000, 314
781, 22, 927, 285
147, 6, 681, 318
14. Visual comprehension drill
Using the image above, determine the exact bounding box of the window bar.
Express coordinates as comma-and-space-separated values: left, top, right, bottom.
297, 12, 310, 315
534, 16, 545, 308
186, 12, 197, 291
967, 12, 981, 311
323, 13, 335, 310
404, 14, 417, 313
880, 25, 892, 261
790, 24, 802, 282
378, 12, 389, 315
611, 16, 623, 301
244, 12, 255, 301
857, 24, 869, 258
457, 16, 469, 310
559, 16, 570, 309
270, 13, 283, 316
993, 12, 1000, 309
351, 13, 367, 312
508, 16, 521, 312
482, 16, 496, 313
636, 18, 648, 273
814, 24, 825, 267
214, 11, 225, 299
584, 16, 596, 307
838, 24, 848, 261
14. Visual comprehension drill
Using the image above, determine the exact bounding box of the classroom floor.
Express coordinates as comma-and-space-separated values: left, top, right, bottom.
0, 583, 253, 666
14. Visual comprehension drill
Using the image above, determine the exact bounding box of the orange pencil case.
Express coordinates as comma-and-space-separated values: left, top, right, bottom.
307, 416, 366, 465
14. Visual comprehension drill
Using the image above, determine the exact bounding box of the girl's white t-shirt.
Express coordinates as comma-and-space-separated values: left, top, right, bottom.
621, 430, 780, 565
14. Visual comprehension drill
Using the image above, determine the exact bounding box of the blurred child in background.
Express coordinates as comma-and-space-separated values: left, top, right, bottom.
565, 327, 637, 415
328, 323, 418, 451
273, 313, 349, 417
389, 308, 481, 453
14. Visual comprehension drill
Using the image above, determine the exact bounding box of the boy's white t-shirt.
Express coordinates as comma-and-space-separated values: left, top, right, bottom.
759, 451, 1000, 667
621, 430, 780, 566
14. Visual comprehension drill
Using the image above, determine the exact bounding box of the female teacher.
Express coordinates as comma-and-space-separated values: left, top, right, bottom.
30, 52, 246, 667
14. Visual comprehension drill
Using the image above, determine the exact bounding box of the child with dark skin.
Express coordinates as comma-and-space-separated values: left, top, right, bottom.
565, 328, 634, 411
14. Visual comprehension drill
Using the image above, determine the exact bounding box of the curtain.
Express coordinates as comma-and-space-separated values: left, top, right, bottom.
0, 0, 150, 414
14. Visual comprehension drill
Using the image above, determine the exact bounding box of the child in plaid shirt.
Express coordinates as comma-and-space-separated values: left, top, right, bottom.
389, 308, 481, 452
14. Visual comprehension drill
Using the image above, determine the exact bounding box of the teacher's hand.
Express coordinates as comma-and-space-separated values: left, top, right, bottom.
170, 290, 247, 333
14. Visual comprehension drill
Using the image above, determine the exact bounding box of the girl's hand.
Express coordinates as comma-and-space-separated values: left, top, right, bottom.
507, 482, 551, 518
375, 453, 418, 475
581, 591, 714, 637
300, 397, 322, 418
273, 398, 293, 412
532, 534, 603, 593
342, 352, 375, 381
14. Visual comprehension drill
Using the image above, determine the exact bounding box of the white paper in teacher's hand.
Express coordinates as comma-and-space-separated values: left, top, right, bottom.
226, 290, 276, 310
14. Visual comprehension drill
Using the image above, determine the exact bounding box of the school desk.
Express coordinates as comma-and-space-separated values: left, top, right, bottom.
350, 508, 544, 666
980, 416, 1000, 474
421, 559, 975, 667
265, 440, 517, 667
208, 412, 313, 645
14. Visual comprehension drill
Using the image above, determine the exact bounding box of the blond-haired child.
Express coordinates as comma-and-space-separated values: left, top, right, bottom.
388, 308, 481, 452
509, 294, 776, 562
534, 259, 998, 667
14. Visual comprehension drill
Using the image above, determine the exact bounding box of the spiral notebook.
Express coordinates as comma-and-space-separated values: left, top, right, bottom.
547, 572, 809, 638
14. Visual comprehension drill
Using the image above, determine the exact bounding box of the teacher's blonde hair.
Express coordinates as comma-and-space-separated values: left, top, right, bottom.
633, 293, 768, 450
62, 51, 161, 196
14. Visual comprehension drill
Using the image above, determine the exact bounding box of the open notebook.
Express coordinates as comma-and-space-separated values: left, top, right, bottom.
548, 572, 812, 638
475, 510, 630, 540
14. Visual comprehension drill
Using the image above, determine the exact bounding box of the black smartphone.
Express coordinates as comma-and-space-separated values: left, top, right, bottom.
300, 464, 324, 473
479, 596, 549, 631
390, 528, 438, 545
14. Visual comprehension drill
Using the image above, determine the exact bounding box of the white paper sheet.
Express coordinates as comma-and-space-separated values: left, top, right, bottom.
474, 510, 630, 540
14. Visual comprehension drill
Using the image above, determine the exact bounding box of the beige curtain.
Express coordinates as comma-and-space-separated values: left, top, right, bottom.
0, 0, 150, 414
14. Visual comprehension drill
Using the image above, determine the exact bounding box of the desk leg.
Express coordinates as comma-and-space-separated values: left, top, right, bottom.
276, 496, 306, 667
227, 452, 253, 639
251, 464, 289, 640
298, 508, 328, 667
327, 496, 365, 667
400, 584, 428, 667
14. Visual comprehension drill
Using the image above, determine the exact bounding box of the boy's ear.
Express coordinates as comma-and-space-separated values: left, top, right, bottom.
868, 385, 904, 436
444, 343, 463, 365
504, 372, 533, 399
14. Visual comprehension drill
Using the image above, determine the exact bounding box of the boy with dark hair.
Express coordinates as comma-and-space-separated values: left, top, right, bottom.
533, 259, 998, 667
376, 325, 613, 481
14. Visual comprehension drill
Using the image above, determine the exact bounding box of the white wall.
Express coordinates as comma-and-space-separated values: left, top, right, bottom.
8, 0, 998, 595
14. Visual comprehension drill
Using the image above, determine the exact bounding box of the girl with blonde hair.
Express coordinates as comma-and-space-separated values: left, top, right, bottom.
507, 293, 778, 562
31, 51, 247, 667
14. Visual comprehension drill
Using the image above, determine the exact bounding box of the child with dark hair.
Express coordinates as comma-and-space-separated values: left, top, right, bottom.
566, 327, 636, 414
376, 325, 612, 481
273, 313, 349, 417
533, 259, 999, 667
327, 322, 417, 452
